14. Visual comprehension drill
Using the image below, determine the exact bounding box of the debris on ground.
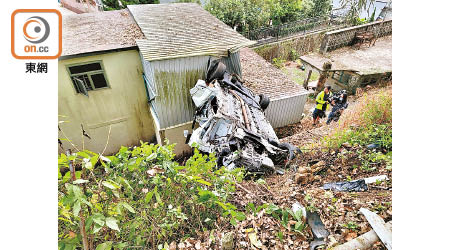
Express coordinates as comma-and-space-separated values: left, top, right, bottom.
177, 84, 392, 249
334, 221, 392, 250
187, 60, 300, 174
307, 210, 329, 250
359, 208, 392, 250
323, 179, 369, 192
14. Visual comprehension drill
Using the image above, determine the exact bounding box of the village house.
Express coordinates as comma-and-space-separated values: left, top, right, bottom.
300, 22, 392, 93
58, 9, 153, 155
58, 3, 308, 156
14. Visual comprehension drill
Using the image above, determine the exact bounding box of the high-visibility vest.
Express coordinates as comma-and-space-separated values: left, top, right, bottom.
316, 90, 332, 111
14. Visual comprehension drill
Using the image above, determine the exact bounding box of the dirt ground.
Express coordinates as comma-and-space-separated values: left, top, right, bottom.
175, 85, 392, 250
232, 84, 392, 249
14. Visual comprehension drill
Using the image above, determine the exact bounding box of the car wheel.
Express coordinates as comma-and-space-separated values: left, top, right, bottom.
207, 61, 226, 82
278, 143, 301, 167
259, 94, 270, 111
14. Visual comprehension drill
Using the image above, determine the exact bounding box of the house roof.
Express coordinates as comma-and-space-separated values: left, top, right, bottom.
300, 35, 392, 75
127, 3, 255, 62
239, 48, 307, 100
61, 9, 145, 57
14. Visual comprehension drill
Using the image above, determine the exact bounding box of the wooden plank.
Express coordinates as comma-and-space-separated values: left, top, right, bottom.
359, 208, 392, 250
303, 70, 312, 89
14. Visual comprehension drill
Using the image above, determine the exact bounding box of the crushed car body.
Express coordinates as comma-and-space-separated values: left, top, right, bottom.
186, 61, 300, 173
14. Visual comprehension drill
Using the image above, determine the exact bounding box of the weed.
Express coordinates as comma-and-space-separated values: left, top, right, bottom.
342, 221, 359, 230
58, 143, 245, 249
272, 57, 286, 68
289, 49, 299, 60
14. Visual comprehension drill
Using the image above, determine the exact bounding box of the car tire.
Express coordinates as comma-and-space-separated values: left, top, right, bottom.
279, 143, 295, 161
259, 94, 270, 111
207, 61, 226, 82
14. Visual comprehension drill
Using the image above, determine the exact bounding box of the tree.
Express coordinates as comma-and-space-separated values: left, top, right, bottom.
204, 0, 306, 32
339, 0, 375, 25
266, 0, 303, 25
302, 0, 332, 17
204, 0, 271, 32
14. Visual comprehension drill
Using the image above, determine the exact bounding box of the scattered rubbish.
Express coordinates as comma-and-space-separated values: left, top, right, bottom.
310, 239, 327, 250
187, 61, 300, 173
367, 143, 381, 150
359, 208, 392, 250
334, 221, 392, 250
322, 175, 388, 192
292, 202, 307, 221
364, 175, 388, 184
322, 179, 368, 192
248, 232, 263, 248
307, 211, 329, 250
221, 231, 235, 250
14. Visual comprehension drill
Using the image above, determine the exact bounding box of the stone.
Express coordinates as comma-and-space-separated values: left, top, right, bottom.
297, 166, 310, 174
295, 173, 313, 185
342, 142, 351, 148
311, 160, 326, 173
222, 232, 235, 250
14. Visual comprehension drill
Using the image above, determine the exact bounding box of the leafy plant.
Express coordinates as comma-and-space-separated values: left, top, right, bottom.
264, 203, 306, 233
289, 49, 300, 60
58, 142, 244, 249
272, 57, 286, 68
342, 221, 359, 230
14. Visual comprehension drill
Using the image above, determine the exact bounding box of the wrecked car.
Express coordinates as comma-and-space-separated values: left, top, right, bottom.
186, 61, 300, 173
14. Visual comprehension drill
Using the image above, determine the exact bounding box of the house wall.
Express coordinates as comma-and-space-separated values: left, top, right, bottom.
58, 50, 156, 155
302, 62, 360, 93
141, 53, 242, 130
264, 93, 308, 128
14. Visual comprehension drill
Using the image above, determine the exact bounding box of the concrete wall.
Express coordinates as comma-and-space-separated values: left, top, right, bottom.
320, 20, 392, 53
58, 50, 156, 155
253, 31, 326, 62
302, 63, 360, 93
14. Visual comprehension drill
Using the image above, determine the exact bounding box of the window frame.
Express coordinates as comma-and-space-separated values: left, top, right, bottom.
332, 70, 350, 85
66, 60, 110, 95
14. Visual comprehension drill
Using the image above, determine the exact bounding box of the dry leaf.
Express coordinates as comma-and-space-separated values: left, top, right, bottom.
344, 231, 357, 241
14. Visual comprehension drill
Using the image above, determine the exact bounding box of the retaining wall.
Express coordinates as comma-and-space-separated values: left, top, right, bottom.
253, 31, 326, 62
320, 20, 392, 53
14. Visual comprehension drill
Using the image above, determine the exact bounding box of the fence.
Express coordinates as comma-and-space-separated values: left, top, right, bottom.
320, 19, 392, 53
242, 14, 349, 46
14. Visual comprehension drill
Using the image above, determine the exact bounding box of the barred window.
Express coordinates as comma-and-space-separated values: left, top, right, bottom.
67, 61, 109, 96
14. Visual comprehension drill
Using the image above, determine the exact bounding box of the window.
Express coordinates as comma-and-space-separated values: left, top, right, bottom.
332, 71, 350, 85
67, 61, 109, 96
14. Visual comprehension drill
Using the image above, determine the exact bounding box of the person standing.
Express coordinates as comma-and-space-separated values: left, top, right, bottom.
326, 91, 348, 124
312, 86, 332, 125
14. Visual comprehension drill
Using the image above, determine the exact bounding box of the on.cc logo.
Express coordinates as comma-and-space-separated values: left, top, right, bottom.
23, 16, 50, 44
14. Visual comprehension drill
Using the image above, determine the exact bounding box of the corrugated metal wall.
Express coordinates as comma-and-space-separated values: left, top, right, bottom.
218, 51, 242, 77
140, 52, 242, 129
264, 93, 308, 128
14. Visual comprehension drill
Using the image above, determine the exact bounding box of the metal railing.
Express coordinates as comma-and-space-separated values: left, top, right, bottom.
242, 13, 349, 45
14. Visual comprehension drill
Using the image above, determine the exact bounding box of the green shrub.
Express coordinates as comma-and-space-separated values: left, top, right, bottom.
272, 57, 286, 68
323, 87, 392, 150
58, 142, 244, 249
289, 49, 299, 60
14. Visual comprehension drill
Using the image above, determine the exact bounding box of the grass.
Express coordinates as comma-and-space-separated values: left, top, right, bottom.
281, 63, 319, 86
322, 86, 392, 149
